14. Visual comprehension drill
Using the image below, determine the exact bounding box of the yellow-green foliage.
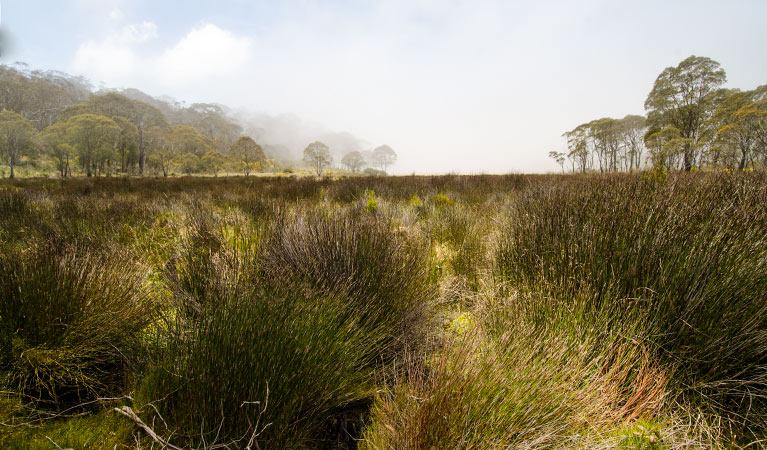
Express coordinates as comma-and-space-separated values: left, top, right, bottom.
433, 192, 453, 207
366, 189, 378, 213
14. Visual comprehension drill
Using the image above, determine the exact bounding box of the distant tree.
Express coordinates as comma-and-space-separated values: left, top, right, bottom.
62, 114, 120, 177
711, 89, 767, 170
230, 136, 266, 176
201, 151, 226, 176
59, 93, 167, 174
42, 121, 76, 177
645, 55, 727, 171
341, 150, 365, 172
170, 125, 215, 156
645, 126, 686, 170
0, 111, 37, 178
180, 153, 201, 175
619, 115, 647, 170
303, 141, 332, 176
548, 151, 566, 173
146, 126, 174, 177
371, 145, 397, 172
112, 116, 139, 173
562, 126, 590, 173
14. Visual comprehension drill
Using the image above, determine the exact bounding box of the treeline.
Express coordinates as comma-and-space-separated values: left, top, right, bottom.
553, 56, 767, 172
0, 64, 395, 178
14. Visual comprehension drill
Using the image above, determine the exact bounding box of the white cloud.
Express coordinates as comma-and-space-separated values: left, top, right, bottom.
71, 23, 151, 86
109, 9, 124, 21
155, 24, 251, 86
72, 22, 250, 92
116, 22, 157, 44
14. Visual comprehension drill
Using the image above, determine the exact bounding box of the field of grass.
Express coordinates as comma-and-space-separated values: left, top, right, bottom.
1, 172, 766, 449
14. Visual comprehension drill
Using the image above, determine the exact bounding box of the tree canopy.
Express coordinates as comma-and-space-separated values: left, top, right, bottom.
303, 141, 332, 176
0, 110, 37, 178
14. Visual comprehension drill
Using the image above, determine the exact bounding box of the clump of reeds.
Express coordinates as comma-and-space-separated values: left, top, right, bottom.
495, 172, 767, 441
0, 244, 155, 410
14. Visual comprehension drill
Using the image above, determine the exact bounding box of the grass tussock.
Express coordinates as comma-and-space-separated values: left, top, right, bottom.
495, 172, 767, 441
0, 244, 155, 410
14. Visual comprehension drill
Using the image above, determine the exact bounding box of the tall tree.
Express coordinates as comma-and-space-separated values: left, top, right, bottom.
59, 93, 167, 174
712, 89, 767, 170
42, 121, 75, 177
303, 141, 332, 176
619, 115, 647, 170
230, 136, 266, 176
0, 110, 37, 178
371, 145, 397, 172
548, 151, 566, 173
112, 116, 139, 173
341, 150, 365, 173
644, 55, 727, 171
63, 114, 120, 177
563, 126, 590, 173
201, 151, 226, 177
146, 126, 175, 177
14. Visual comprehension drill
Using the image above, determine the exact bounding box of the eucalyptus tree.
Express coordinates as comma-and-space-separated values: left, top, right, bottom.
711, 88, 767, 169
548, 151, 566, 173
619, 115, 647, 170
63, 114, 120, 177
303, 141, 332, 176
41, 121, 75, 177
645, 56, 727, 171
230, 136, 266, 176
371, 145, 397, 172
59, 93, 167, 174
0, 111, 37, 178
341, 150, 365, 173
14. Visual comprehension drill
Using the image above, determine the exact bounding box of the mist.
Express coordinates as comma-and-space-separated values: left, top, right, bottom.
3, 0, 767, 173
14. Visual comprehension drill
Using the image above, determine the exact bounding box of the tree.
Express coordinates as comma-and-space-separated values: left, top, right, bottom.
645, 55, 727, 171
230, 136, 265, 176
146, 126, 174, 177
619, 115, 647, 171
341, 151, 365, 172
712, 89, 767, 170
112, 116, 138, 173
180, 153, 201, 175
0, 111, 38, 178
201, 151, 226, 176
169, 126, 215, 156
59, 93, 167, 174
563, 126, 590, 173
42, 121, 75, 177
303, 141, 332, 176
371, 145, 397, 172
645, 126, 686, 171
548, 151, 566, 173
62, 114, 121, 177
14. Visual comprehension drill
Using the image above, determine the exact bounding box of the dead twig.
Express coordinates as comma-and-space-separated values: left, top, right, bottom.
114, 405, 183, 450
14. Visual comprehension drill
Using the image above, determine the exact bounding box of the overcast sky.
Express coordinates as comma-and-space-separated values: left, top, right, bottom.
3, 0, 767, 173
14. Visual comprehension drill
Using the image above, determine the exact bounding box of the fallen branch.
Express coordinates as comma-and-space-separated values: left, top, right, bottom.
114, 405, 183, 450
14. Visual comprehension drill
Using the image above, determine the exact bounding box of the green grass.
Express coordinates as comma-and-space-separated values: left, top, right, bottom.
1, 172, 766, 449
0, 244, 156, 411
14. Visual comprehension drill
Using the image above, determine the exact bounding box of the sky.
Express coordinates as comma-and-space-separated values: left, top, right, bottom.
2, 0, 767, 174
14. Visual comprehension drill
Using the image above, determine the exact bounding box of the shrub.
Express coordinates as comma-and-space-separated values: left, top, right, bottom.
0, 244, 155, 409
366, 189, 378, 213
